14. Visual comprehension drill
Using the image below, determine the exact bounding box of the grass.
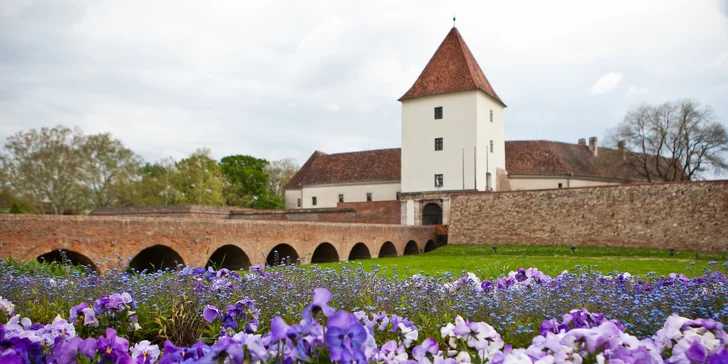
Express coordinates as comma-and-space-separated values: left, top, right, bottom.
314, 244, 727, 279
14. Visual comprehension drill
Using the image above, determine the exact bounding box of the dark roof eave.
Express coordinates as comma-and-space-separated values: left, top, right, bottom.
285, 178, 401, 189
398, 88, 507, 107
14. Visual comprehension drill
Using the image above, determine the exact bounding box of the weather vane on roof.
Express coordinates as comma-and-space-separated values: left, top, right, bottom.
453, 13, 456, 27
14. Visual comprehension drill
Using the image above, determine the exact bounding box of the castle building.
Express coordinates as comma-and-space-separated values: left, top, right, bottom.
285, 27, 650, 226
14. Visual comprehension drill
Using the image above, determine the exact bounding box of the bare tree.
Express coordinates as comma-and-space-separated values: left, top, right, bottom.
265, 158, 299, 198
615, 99, 728, 181
81, 133, 143, 208
0, 126, 87, 214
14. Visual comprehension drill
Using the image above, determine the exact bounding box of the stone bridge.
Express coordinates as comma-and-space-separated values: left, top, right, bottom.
0, 215, 437, 272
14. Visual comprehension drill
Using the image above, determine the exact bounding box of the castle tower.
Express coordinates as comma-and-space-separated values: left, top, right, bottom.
399, 27, 506, 225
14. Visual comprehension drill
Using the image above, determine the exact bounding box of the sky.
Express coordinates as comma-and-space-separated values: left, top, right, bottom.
1, 0, 727, 170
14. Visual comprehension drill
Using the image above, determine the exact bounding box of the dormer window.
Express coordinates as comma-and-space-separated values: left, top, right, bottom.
434, 107, 443, 119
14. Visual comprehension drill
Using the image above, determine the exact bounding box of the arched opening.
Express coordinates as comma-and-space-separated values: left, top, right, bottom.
207, 245, 251, 270
348, 243, 371, 260
37, 250, 97, 271
424, 239, 437, 252
378, 241, 398, 258
404, 240, 419, 255
129, 245, 184, 272
422, 203, 443, 225
266, 244, 300, 266
311, 243, 339, 263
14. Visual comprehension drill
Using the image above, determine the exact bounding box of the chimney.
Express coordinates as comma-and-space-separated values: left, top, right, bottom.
578, 138, 586, 146
617, 140, 626, 161
588, 137, 598, 156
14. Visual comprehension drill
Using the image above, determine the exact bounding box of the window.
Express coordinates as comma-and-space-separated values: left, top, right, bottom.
435, 174, 444, 187
558, 183, 563, 189
490, 109, 493, 122
366, 193, 372, 202
396, 192, 401, 200
434, 137, 443, 151
312, 196, 317, 206
490, 140, 494, 153
297, 198, 301, 207
434, 106, 443, 119
338, 194, 344, 203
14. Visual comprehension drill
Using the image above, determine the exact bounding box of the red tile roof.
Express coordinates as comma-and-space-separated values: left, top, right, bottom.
284, 149, 401, 188
399, 27, 505, 106
505, 141, 595, 175
286, 141, 660, 189
505, 141, 662, 181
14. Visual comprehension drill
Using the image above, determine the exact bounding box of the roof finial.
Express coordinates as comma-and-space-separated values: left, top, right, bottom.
453, 13, 456, 27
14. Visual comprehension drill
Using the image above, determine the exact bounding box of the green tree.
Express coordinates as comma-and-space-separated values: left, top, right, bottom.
130, 158, 185, 206
81, 133, 143, 208
219, 155, 270, 207
265, 158, 299, 200
0, 126, 87, 214
8, 202, 22, 214
175, 149, 226, 205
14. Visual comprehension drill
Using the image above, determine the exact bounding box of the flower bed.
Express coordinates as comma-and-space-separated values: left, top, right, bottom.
1, 260, 727, 363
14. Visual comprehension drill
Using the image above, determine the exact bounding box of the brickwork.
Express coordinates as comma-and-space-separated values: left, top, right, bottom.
91, 205, 236, 219
448, 180, 728, 252
94, 202, 400, 225
0, 215, 435, 271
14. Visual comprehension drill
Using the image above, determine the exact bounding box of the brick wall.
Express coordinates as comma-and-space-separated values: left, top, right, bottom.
230, 201, 400, 224
336, 201, 400, 224
231, 208, 357, 223
91, 205, 235, 219
0, 215, 435, 270
448, 180, 728, 252
94, 202, 400, 224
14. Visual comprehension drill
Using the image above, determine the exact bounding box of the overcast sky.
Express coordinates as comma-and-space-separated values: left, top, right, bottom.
2, 0, 727, 169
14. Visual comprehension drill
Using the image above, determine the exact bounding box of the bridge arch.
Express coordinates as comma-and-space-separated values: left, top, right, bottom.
311, 242, 339, 263
129, 245, 184, 272
37, 249, 97, 271
208, 245, 250, 270
378, 241, 398, 257
266, 244, 299, 266
404, 240, 420, 255
348, 242, 371, 260
424, 239, 437, 252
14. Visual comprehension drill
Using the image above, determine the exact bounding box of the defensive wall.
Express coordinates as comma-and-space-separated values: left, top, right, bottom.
92, 201, 401, 225
0, 215, 436, 272
448, 180, 728, 252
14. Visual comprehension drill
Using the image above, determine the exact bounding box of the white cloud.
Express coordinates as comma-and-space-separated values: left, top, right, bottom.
591, 72, 622, 95
706, 50, 728, 69
624, 82, 658, 99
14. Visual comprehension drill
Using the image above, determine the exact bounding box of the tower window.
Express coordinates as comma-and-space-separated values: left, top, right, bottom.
490, 109, 493, 122
312, 196, 317, 206
434, 106, 443, 119
558, 183, 563, 189
396, 192, 401, 200
366, 192, 372, 201
339, 194, 344, 203
435, 174, 444, 187
434, 137, 443, 151
490, 140, 494, 153
297, 198, 301, 207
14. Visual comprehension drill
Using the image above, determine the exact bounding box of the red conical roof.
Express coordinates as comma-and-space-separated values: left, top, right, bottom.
399, 27, 505, 106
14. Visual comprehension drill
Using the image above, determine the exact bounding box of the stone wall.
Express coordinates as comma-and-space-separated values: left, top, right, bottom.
448, 180, 728, 252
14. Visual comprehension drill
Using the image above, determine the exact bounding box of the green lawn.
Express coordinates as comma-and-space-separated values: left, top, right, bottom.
314, 244, 727, 279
